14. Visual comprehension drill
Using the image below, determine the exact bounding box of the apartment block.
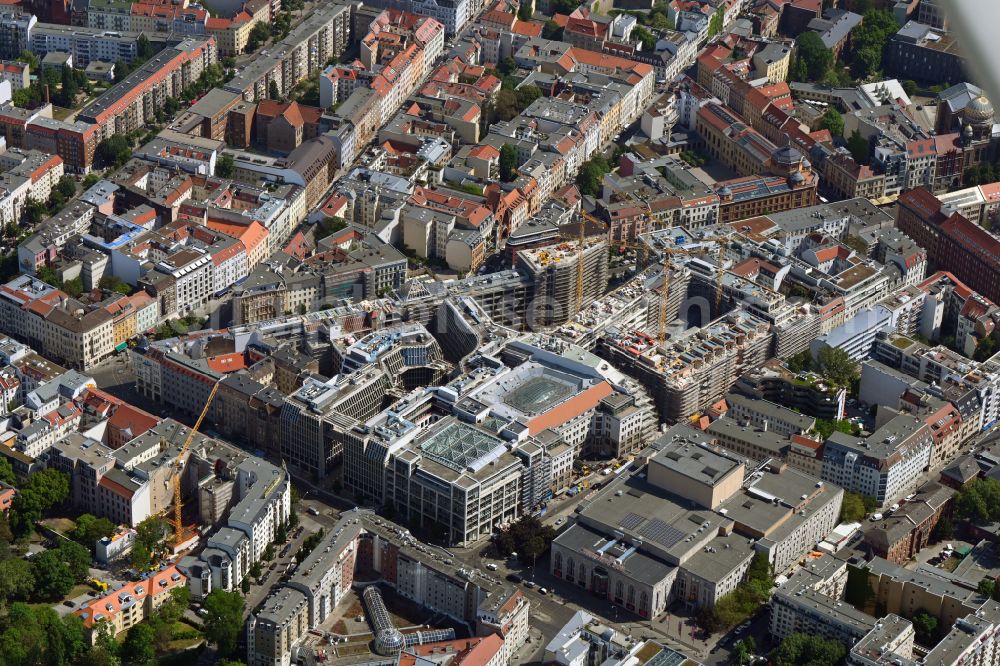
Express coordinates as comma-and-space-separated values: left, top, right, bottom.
598, 311, 773, 422
821, 413, 932, 507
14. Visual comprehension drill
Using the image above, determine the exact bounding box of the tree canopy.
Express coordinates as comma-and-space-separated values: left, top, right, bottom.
203, 590, 245, 656
911, 609, 939, 646
818, 107, 845, 137
794, 31, 833, 82
703, 552, 773, 632
956, 477, 1000, 523
499, 144, 518, 182
494, 515, 556, 565
97, 136, 132, 170
575, 154, 613, 197
771, 633, 847, 666
10, 468, 69, 536
817, 346, 859, 389
849, 10, 900, 79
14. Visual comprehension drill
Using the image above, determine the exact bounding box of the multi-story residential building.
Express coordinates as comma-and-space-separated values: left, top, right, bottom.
222, 1, 351, 101
598, 311, 773, 422
0, 60, 27, 89
897, 188, 1000, 305
361, 0, 467, 34
247, 509, 529, 666
770, 555, 874, 644
75, 566, 187, 642
863, 481, 954, 563
77, 37, 217, 141
821, 412, 933, 507
0, 275, 115, 370
885, 21, 967, 85
177, 438, 290, 597
28, 22, 163, 67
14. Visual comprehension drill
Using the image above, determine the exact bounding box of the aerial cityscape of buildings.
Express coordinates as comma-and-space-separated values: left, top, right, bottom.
3, 0, 1000, 666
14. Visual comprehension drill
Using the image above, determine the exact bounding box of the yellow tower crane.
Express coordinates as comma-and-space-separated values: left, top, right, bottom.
614, 234, 728, 342
170, 381, 220, 548
575, 210, 610, 313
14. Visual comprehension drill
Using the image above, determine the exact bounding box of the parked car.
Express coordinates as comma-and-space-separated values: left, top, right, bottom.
506, 574, 522, 583
539, 587, 548, 595
524, 581, 535, 589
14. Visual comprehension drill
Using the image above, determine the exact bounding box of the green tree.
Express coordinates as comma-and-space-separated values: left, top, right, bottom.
708, 6, 723, 37
575, 155, 613, 197
135, 516, 165, 556
0, 456, 14, 485
632, 25, 656, 51
515, 84, 541, 111
62, 277, 84, 298
902, 79, 918, 96
30, 550, 75, 599
911, 609, 938, 645
203, 590, 245, 656
97, 135, 132, 169
499, 144, 518, 182
10, 468, 69, 536
550, 0, 576, 13
57, 64, 79, 107
56, 175, 77, 200
269, 79, 281, 100
0, 558, 35, 602
542, 19, 563, 40
649, 3, 674, 31
517, 2, 532, 20
786, 349, 814, 373
73, 513, 116, 550
956, 478, 1000, 522
849, 9, 900, 79
82, 173, 102, 189
794, 31, 832, 82
24, 197, 48, 225
247, 21, 271, 52
122, 623, 156, 666
58, 539, 92, 582
18, 49, 38, 71
99, 275, 132, 295
817, 107, 845, 137
217, 154, 235, 178
137, 34, 154, 60
817, 346, 859, 388
980, 579, 996, 598
840, 491, 868, 522
847, 130, 870, 164
975, 336, 997, 361
494, 515, 557, 565
813, 418, 858, 440
771, 633, 846, 666
732, 637, 757, 665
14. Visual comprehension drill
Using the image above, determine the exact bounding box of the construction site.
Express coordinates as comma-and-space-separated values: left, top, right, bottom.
514, 237, 610, 327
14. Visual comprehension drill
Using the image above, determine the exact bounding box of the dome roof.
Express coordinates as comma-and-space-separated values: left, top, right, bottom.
965, 95, 994, 123
791, 171, 805, 184
373, 628, 405, 655
773, 145, 803, 165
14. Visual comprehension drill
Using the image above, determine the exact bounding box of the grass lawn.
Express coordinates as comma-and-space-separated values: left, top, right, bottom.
941, 555, 961, 572
40, 517, 77, 534
51, 106, 74, 121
